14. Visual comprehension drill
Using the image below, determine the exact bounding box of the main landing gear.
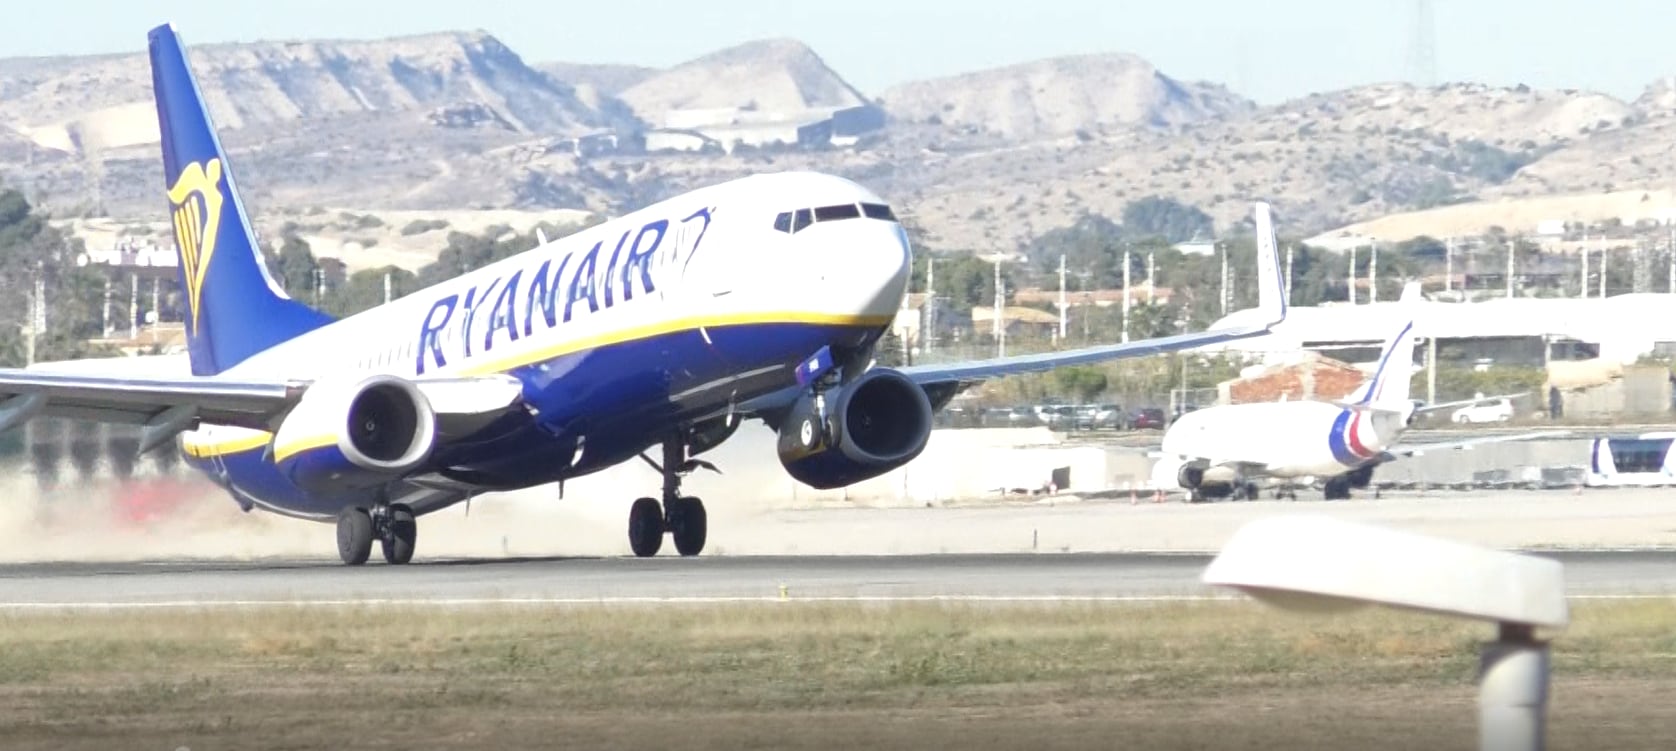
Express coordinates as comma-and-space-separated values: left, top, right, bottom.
336, 501, 416, 566
628, 436, 714, 558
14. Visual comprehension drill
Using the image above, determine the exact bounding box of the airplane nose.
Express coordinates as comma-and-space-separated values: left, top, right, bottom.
823, 223, 910, 319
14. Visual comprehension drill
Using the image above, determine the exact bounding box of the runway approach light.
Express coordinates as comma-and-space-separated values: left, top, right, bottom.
1202, 516, 1568, 751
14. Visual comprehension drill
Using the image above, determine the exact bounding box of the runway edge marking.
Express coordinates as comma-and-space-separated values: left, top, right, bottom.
1, 593, 1671, 610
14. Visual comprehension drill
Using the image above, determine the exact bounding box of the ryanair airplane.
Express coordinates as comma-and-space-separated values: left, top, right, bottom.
0, 25, 1286, 565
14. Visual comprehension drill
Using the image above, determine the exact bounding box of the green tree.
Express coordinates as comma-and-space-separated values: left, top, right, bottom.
909, 252, 1015, 317
273, 234, 321, 298
1121, 196, 1214, 243
1052, 366, 1108, 403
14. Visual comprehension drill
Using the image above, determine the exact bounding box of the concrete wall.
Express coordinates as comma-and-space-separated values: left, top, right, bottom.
1558, 366, 1673, 418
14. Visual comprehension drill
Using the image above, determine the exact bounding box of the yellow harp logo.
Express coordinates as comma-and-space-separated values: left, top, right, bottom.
168, 159, 224, 331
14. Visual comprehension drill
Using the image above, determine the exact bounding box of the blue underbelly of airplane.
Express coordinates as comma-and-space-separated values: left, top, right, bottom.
185, 320, 882, 519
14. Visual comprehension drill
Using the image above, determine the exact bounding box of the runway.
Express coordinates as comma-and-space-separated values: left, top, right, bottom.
0, 551, 1670, 607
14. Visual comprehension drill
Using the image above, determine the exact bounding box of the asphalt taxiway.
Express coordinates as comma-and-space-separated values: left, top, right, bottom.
0, 551, 1669, 607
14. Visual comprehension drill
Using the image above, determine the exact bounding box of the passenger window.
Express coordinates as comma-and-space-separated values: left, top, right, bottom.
773, 212, 793, 233
814, 203, 861, 222
792, 209, 813, 232
861, 203, 896, 221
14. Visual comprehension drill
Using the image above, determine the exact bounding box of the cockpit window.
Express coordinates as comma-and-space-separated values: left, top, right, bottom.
814, 203, 862, 222
777, 203, 897, 234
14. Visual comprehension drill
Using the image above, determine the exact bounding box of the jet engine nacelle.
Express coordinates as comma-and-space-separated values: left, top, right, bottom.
272, 374, 437, 494
776, 368, 933, 489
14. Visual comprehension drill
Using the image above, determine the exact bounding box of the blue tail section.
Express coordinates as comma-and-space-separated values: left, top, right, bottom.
149, 24, 334, 376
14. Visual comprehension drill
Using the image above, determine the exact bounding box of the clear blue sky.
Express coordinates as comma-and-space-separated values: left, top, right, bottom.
6, 0, 1672, 104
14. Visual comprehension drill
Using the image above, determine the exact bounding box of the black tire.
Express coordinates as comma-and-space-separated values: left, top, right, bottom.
336, 507, 373, 566
670, 496, 707, 557
381, 504, 417, 565
628, 497, 664, 557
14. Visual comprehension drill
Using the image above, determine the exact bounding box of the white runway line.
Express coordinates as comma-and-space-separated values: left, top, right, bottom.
0, 593, 1671, 610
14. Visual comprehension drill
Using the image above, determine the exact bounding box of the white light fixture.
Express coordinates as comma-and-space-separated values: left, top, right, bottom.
1203, 516, 1569, 751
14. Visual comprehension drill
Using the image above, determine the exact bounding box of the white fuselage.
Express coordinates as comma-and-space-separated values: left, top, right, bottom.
1158, 400, 1408, 482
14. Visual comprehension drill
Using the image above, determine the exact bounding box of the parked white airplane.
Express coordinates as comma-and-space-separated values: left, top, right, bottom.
1152, 299, 1563, 501
0, 24, 1286, 565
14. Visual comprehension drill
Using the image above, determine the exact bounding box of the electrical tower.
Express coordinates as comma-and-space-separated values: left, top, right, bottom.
1408, 0, 1438, 87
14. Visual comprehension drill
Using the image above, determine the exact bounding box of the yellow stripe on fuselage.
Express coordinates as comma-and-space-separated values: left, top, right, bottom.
181, 432, 270, 458
271, 434, 338, 463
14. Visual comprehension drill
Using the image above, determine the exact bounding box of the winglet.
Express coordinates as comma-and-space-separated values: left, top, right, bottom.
1253, 202, 1286, 326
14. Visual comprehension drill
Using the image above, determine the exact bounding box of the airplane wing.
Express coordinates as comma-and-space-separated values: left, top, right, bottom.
898, 201, 1287, 392
0, 364, 527, 454
1412, 392, 1529, 415
1380, 429, 1571, 460
0, 370, 302, 433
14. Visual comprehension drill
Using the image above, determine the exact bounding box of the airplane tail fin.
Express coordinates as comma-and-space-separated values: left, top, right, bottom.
1252, 202, 1286, 326
149, 24, 333, 376
1350, 319, 1417, 406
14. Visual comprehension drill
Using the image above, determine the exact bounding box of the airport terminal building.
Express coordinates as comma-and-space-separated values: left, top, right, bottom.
1206, 293, 1676, 367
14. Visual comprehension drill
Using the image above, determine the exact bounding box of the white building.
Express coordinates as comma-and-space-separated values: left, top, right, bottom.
1205, 293, 1676, 366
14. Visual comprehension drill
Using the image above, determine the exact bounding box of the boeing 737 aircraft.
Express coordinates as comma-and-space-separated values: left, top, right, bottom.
1152, 303, 1562, 501
0, 25, 1285, 565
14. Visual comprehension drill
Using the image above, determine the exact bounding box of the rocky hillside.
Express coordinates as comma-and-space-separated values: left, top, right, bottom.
0, 31, 631, 157
616, 39, 871, 126
8, 29, 1676, 263
535, 62, 656, 96
879, 53, 1253, 138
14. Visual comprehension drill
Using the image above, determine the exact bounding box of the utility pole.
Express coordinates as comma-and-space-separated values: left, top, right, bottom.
1445, 237, 1454, 294
1580, 236, 1589, 298
1057, 254, 1067, 342
1146, 251, 1156, 304
1426, 336, 1438, 406
992, 258, 1005, 359
383, 271, 393, 305
150, 277, 160, 327
129, 273, 138, 340
1122, 248, 1132, 343
925, 258, 936, 354
25, 266, 43, 367
1506, 238, 1516, 299
101, 276, 112, 338
1369, 241, 1379, 303
1349, 245, 1358, 304
1599, 246, 1608, 298
1219, 242, 1229, 316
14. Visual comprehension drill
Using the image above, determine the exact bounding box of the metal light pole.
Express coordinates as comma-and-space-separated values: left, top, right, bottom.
1122, 249, 1132, 343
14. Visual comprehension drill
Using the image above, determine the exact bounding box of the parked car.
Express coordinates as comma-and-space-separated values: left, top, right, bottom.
1452, 397, 1515, 424
1131, 407, 1167, 430
1090, 403, 1126, 430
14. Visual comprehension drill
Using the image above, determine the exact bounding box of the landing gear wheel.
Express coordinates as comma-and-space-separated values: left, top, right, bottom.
380, 504, 417, 565
796, 416, 822, 449
628, 497, 664, 557
669, 496, 707, 557
336, 507, 373, 566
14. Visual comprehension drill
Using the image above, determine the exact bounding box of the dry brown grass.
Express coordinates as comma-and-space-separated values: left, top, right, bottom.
0, 600, 1671, 750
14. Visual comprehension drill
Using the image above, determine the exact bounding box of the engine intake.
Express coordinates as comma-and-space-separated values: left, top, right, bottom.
777, 368, 933, 489
273, 375, 437, 493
